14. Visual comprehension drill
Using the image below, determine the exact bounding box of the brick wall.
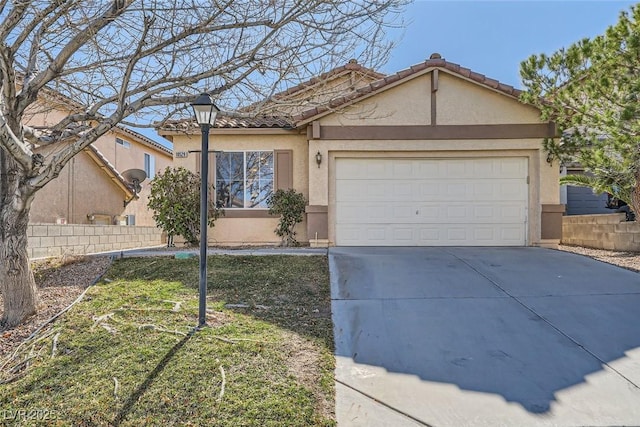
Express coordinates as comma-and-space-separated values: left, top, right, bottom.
27, 223, 164, 259
562, 213, 640, 251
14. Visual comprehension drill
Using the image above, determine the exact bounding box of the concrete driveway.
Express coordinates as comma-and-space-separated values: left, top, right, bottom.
329, 247, 640, 426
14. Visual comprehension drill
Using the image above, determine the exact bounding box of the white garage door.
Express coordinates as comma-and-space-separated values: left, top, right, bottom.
335, 157, 528, 246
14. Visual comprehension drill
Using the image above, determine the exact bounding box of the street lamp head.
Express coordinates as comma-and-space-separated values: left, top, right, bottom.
191, 93, 220, 127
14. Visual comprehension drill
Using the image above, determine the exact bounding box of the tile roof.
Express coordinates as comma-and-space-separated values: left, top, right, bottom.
161, 114, 294, 132
159, 55, 527, 132
267, 59, 385, 101
215, 115, 294, 129
115, 125, 173, 156
293, 54, 524, 123
84, 145, 135, 198
159, 60, 381, 133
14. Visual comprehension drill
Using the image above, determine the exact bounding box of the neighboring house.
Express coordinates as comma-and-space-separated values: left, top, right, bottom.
26, 91, 173, 226
91, 126, 173, 225
159, 54, 562, 247
560, 165, 611, 215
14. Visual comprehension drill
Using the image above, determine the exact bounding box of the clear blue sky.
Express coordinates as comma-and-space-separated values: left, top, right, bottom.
383, 0, 637, 87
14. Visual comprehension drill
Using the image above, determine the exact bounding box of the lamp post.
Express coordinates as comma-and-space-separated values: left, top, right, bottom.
191, 93, 219, 327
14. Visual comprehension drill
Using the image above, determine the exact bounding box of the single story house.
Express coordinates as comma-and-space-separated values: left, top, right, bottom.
159, 54, 562, 247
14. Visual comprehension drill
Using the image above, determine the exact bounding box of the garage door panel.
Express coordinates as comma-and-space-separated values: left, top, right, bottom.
416, 161, 446, 178
393, 206, 416, 219
500, 182, 527, 199
499, 158, 528, 177
391, 161, 415, 179
336, 223, 525, 246
339, 159, 400, 179
337, 202, 526, 225
418, 180, 523, 202
337, 180, 417, 202
335, 158, 528, 246
340, 177, 524, 203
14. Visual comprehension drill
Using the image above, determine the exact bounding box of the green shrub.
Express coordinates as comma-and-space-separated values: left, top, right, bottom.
148, 167, 223, 246
267, 189, 307, 246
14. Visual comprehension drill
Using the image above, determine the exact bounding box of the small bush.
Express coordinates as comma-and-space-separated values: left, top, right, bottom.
148, 167, 223, 246
267, 189, 307, 246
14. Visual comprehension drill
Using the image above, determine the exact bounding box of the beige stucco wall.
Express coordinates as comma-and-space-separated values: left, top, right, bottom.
539, 157, 560, 205
319, 74, 432, 126
436, 72, 541, 125
171, 130, 309, 245
30, 137, 171, 227
24, 98, 71, 128
93, 129, 173, 226
31, 150, 126, 224
308, 70, 556, 247
92, 129, 172, 177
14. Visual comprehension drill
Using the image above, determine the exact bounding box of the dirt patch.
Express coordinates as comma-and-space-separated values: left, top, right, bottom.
281, 330, 334, 420
0, 256, 111, 357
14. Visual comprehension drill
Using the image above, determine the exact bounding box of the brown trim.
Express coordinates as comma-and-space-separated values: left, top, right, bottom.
318, 123, 557, 140
194, 152, 215, 187
222, 210, 275, 219
306, 205, 328, 239
305, 205, 328, 213
274, 149, 293, 190
541, 204, 565, 240
312, 121, 321, 139
430, 70, 438, 126
541, 204, 565, 213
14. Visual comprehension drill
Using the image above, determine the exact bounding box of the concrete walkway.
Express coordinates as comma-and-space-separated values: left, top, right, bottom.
329, 247, 640, 426
101, 246, 328, 258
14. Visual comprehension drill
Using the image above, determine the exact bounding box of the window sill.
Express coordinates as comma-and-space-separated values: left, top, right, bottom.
221, 210, 275, 219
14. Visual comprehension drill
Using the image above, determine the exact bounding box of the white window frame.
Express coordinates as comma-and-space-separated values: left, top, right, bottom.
115, 137, 131, 148
215, 150, 274, 209
144, 153, 155, 180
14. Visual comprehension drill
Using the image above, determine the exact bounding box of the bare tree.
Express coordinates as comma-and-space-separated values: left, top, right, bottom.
0, 0, 407, 327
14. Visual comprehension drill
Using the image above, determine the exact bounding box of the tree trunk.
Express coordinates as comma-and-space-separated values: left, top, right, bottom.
0, 202, 37, 328
632, 170, 640, 222
1, 143, 38, 329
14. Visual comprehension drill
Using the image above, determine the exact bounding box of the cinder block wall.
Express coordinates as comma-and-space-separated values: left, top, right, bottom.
562, 213, 640, 251
27, 224, 164, 259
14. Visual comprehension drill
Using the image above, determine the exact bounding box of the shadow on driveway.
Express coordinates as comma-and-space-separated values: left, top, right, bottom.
330, 247, 640, 425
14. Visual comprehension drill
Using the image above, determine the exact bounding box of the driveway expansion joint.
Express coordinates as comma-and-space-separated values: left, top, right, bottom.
444, 249, 640, 391
331, 295, 512, 301
335, 379, 434, 427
